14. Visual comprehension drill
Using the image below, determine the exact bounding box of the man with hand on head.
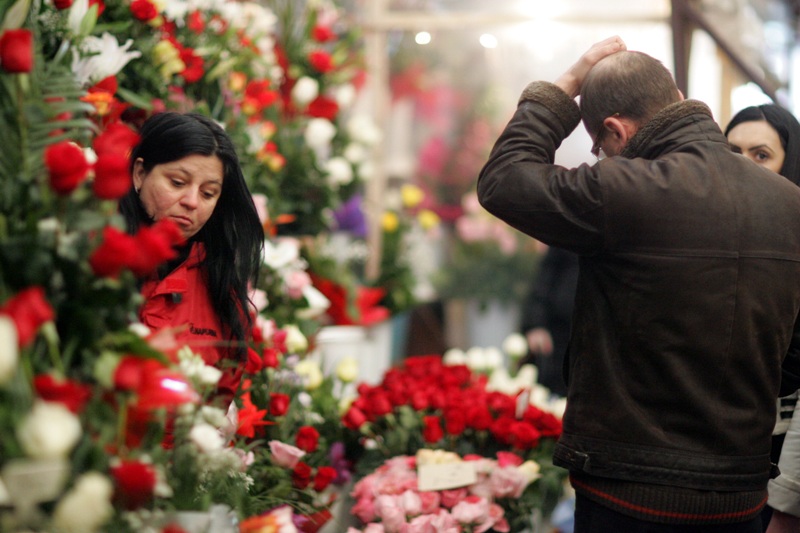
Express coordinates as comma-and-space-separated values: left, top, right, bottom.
478, 37, 800, 532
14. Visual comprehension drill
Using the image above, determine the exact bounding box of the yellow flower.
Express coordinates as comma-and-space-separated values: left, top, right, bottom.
228, 71, 247, 92
401, 183, 424, 208
382, 211, 399, 233
295, 359, 323, 390
417, 209, 440, 230
159, 58, 185, 81
416, 449, 462, 466
336, 356, 359, 383
153, 40, 179, 64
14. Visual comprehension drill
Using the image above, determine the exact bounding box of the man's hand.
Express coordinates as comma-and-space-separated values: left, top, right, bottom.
526, 328, 554, 356
766, 509, 800, 533
555, 36, 627, 99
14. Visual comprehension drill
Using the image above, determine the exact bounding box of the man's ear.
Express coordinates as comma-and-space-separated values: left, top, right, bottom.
678, 89, 685, 101
603, 115, 637, 153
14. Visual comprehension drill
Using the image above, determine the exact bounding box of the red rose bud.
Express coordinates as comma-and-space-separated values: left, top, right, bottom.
269, 393, 290, 416
53, 0, 74, 8
0, 29, 33, 73
313, 466, 337, 492
295, 426, 320, 453
88, 75, 118, 96
130, 0, 159, 21
342, 406, 367, 430
292, 462, 312, 489
45, 141, 90, 195
308, 50, 334, 73
0, 286, 54, 347
93, 121, 139, 158
93, 153, 131, 199
110, 460, 157, 510
89, 226, 138, 278
307, 95, 339, 121
312, 25, 336, 43
245, 347, 264, 373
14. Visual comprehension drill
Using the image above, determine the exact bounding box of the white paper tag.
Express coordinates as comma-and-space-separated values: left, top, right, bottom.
417, 462, 477, 492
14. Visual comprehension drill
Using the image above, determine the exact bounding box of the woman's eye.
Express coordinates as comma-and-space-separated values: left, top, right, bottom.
755, 151, 770, 161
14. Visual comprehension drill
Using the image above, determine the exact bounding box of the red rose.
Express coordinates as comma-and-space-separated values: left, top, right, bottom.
93, 121, 139, 157
180, 47, 204, 83
490, 417, 514, 445
342, 406, 367, 430
313, 466, 337, 491
130, 219, 183, 277
53, 0, 74, 8
130, 0, 158, 22
296, 425, 320, 453
0, 286, 54, 347
466, 403, 493, 432
110, 460, 157, 510
89, 226, 138, 278
422, 415, 443, 444
367, 391, 393, 418
509, 421, 541, 450
312, 25, 336, 43
45, 141, 90, 195
88, 75, 118, 95
444, 408, 467, 436
0, 29, 33, 73
187, 11, 205, 34
410, 389, 429, 411
269, 393, 290, 416
33, 374, 92, 413
93, 153, 131, 199
262, 347, 280, 368
89, 0, 105, 16
292, 461, 312, 489
307, 95, 339, 121
308, 50, 334, 73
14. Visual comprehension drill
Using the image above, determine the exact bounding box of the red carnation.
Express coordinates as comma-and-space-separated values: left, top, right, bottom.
0, 29, 33, 73
45, 141, 90, 195
33, 374, 92, 413
0, 286, 54, 347
307, 95, 339, 121
130, 0, 158, 22
269, 393, 290, 416
110, 460, 157, 510
312, 25, 336, 43
296, 426, 320, 453
187, 10, 205, 34
179, 47, 204, 84
308, 50, 334, 73
313, 466, 337, 491
93, 153, 131, 199
422, 415, 443, 444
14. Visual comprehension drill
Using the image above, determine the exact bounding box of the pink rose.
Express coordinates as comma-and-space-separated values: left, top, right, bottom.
439, 488, 469, 509
476, 503, 509, 533
451, 495, 489, 525
268, 440, 305, 468
363, 525, 386, 533
286, 270, 311, 299
399, 490, 422, 517
417, 491, 441, 515
375, 494, 406, 531
489, 467, 529, 499
351, 496, 376, 523
496, 451, 523, 468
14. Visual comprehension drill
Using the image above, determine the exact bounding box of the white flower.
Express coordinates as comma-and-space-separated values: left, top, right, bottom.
357, 160, 375, 181
304, 118, 336, 153
92, 351, 120, 388
190, 423, 225, 454
297, 285, 330, 319
291, 76, 320, 105
343, 142, 368, 164
262, 238, 301, 270
517, 460, 542, 484
465, 347, 488, 371
334, 83, 356, 109
128, 322, 151, 338
17, 401, 81, 460
0, 316, 19, 385
52, 472, 113, 533
442, 348, 466, 366
516, 364, 538, 387
72, 33, 142, 86
162, 1, 190, 21
335, 356, 359, 383
347, 114, 382, 146
502, 333, 529, 359
284, 324, 308, 354
67, 0, 89, 35
324, 157, 354, 187
178, 348, 223, 386
294, 359, 323, 390
484, 347, 504, 369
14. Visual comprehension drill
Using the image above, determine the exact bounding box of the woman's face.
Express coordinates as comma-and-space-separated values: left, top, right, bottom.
726, 119, 786, 175
133, 154, 224, 240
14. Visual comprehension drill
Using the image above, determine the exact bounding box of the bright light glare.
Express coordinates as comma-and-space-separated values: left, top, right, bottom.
160, 378, 189, 392
415, 31, 432, 45
479, 33, 498, 49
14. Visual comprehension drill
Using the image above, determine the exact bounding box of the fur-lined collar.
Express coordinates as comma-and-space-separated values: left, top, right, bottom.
620, 100, 714, 159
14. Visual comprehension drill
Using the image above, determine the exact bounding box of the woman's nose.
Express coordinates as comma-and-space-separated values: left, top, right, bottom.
180, 188, 200, 208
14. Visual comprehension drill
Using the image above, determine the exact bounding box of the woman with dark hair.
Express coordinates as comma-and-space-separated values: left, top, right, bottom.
121, 112, 264, 398
725, 104, 800, 185
725, 104, 800, 533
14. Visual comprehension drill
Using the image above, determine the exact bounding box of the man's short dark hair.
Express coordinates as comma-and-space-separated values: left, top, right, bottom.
580, 51, 681, 137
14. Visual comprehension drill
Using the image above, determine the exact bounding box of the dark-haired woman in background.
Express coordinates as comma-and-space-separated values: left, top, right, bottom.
121, 112, 264, 400
725, 103, 800, 533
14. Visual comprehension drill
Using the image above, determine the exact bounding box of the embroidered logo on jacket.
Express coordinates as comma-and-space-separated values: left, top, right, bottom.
189, 323, 218, 337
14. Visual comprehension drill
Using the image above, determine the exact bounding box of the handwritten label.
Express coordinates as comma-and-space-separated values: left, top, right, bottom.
417, 462, 477, 492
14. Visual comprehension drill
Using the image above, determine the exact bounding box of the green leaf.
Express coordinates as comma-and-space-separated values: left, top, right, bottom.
115, 86, 153, 110
77, 3, 98, 38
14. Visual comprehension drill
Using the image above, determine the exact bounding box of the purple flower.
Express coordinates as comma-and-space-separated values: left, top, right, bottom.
332, 194, 367, 238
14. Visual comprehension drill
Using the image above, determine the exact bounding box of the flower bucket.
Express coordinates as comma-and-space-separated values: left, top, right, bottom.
314, 320, 392, 385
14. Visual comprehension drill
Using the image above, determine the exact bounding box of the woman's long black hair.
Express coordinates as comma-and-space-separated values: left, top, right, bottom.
724, 104, 800, 186
120, 112, 264, 360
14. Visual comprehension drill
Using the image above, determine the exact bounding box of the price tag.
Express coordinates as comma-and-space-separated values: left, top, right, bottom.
417, 462, 477, 492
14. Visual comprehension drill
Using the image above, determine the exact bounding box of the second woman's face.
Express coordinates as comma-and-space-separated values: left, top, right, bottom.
726, 119, 786, 175
133, 154, 224, 240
